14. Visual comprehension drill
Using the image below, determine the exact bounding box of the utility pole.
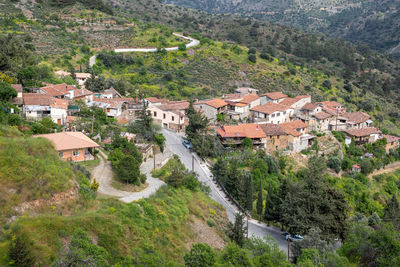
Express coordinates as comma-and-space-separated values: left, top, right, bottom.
287, 238, 290, 261
91, 113, 94, 134
246, 214, 249, 239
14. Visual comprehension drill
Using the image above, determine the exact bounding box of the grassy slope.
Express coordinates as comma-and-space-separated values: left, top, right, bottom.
0, 187, 227, 265
0, 126, 74, 225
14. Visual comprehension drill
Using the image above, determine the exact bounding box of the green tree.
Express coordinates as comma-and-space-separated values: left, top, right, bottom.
360, 158, 374, 175
227, 213, 247, 247
178, 43, 187, 51
8, 234, 35, 267
242, 137, 253, 150
0, 81, 17, 102
184, 243, 216, 267
327, 156, 342, 173
383, 194, 400, 230
130, 102, 154, 141
114, 155, 141, 184
248, 54, 257, 63
154, 133, 166, 153
264, 185, 280, 223
256, 180, 263, 216
212, 157, 229, 185
219, 243, 252, 266
243, 171, 253, 211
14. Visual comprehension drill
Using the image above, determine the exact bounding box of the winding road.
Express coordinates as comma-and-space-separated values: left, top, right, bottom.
89, 33, 200, 67
161, 129, 288, 253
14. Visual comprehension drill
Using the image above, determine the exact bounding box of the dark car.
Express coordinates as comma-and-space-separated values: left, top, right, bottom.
182, 140, 192, 149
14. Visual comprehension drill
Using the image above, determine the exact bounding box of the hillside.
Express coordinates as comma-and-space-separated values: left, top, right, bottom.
0, 126, 77, 225
163, 0, 400, 55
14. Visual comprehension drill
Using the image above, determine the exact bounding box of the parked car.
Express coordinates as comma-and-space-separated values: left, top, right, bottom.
285, 233, 303, 242
182, 140, 192, 149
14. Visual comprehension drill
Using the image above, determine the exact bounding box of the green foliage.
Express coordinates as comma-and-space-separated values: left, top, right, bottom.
383, 194, 400, 230
248, 53, 257, 63
129, 103, 154, 141
184, 243, 216, 267
327, 155, 342, 173
227, 213, 247, 247
8, 234, 35, 267
256, 181, 263, 216
0, 81, 16, 102
154, 133, 166, 153
242, 137, 253, 150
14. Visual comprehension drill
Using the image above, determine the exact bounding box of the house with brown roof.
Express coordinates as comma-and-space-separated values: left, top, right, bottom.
35, 132, 99, 162
279, 120, 314, 152
250, 103, 294, 124
224, 94, 260, 120
143, 97, 169, 106
90, 98, 132, 117
280, 95, 311, 110
383, 135, 400, 153
342, 111, 372, 129
11, 84, 23, 106
75, 73, 91, 86
23, 93, 68, 125
344, 127, 382, 146
317, 101, 346, 114
39, 83, 76, 100
148, 101, 189, 132
194, 98, 228, 121
260, 92, 287, 105
97, 87, 122, 99
216, 123, 267, 149
72, 88, 94, 103
260, 123, 292, 152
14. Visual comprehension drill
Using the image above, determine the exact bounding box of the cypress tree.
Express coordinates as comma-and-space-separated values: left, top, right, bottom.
384, 194, 400, 230
243, 171, 253, 212
8, 234, 35, 267
256, 180, 263, 216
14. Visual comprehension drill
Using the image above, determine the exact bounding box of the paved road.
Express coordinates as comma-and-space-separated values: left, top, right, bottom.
89, 33, 200, 67
92, 149, 171, 202
161, 129, 288, 253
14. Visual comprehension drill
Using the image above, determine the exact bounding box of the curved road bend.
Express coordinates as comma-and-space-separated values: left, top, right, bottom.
89, 33, 200, 67
161, 129, 288, 253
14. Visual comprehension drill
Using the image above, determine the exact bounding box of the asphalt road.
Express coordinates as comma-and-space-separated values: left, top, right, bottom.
161, 129, 289, 253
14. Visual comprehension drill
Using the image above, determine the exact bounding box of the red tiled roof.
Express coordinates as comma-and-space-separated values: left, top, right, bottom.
318, 101, 344, 111
261, 91, 287, 100
73, 88, 93, 98
352, 164, 361, 169
250, 102, 291, 114
342, 112, 370, 124
260, 123, 288, 136
35, 132, 99, 151
145, 97, 168, 104
158, 101, 190, 111
23, 93, 53, 106
50, 98, 69, 109
217, 124, 266, 139
41, 83, 75, 97
314, 111, 332, 120
302, 103, 319, 111
239, 94, 259, 104
279, 120, 307, 137
200, 98, 228, 109
345, 127, 381, 137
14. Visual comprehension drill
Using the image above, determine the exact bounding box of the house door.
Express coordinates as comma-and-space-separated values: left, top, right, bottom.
57, 119, 61, 125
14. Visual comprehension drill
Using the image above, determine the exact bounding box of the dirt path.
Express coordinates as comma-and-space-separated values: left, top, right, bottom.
92, 148, 172, 201
369, 161, 400, 177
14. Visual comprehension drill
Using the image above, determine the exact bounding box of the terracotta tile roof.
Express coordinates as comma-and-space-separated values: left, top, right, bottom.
40, 83, 75, 97
158, 101, 189, 111
279, 120, 307, 137
295, 95, 311, 99
223, 93, 242, 99
314, 111, 332, 120
250, 102, 291, 114
279, 97, 300, 107
50, 98, 69, 109
93, 97, 128, 109
217, 124, 266, 139
145, 97, 168, 104
73, 88, 93, 98
317, 101, 344, 111
200, 98, 228, 109
35, 132, 99, 151
261, 91, 287, 100
342, 112, 370, 124
104, 87, 122, 98
352, 164, 361, 169
23, 93, 53, 106
260, 123, 288, 136
383, 135, 400, 143
302, 103, 319, 111
322, 108, 337, 116
345, 127, 381, 137
11, 84, 23, 93
239, 94, 260, 104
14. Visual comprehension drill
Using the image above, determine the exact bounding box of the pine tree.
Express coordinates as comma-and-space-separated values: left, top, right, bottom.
256, 180, 263, 216
225, 161, 239, 199
264, 185, 279, 222
212, 157, 229, 185
227, 213, 247, 247
8, 234, 35, 267
384, 194, 400, 230
243, 171, 253, 212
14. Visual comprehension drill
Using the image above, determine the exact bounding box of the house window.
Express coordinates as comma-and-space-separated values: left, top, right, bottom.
153, 111, 157, 117
172, 116, 175, 121
277, 135, 280, 139
283, 111, 286, 115
59, 152, 64, 158
271, 114, 275, 118
163, 113, 166, 119
73, 151, 79, 157
276, 113, 280, 117
107, 108, 110, 112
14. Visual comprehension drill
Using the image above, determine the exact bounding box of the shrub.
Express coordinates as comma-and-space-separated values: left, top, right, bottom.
184, 243, 216, 267
248, 54, 257, 63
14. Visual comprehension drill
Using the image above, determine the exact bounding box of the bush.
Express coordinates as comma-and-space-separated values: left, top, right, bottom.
248, 54, 257, 63
328, 156, 342, 173
184, 243, 216, 267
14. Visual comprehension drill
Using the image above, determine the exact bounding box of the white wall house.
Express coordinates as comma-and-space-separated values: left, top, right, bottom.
250, 103, 294, 124
23, 94, 68, 125
260, 92, 287, 105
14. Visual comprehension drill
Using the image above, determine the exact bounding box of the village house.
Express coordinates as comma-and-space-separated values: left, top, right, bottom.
72, 88, 94, 104
260, 92, 288, 105
39, 83, 76, 100
250, 102, 294, 124
383, 135, 400, 153
75, 73, 91, 86
344, 127, 382, 146
279, 95, 312, 110
11, 84, 23, 106
143, 97, 168, 107
216, 123, 267, 149
352, 164, 361, 173
342, 111, 373, 129
224, 94, 260, 120
194, 98, 228, 121
95, 87, 122, 99
260, 123, 291, 152
22, 93, 68, 125
317, 101, 346, 114
35, 132, 99, 162
279, 120, 314, 152
234, 87, 259, 96
90, 98, 133, 118
148, 101, 189, 132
